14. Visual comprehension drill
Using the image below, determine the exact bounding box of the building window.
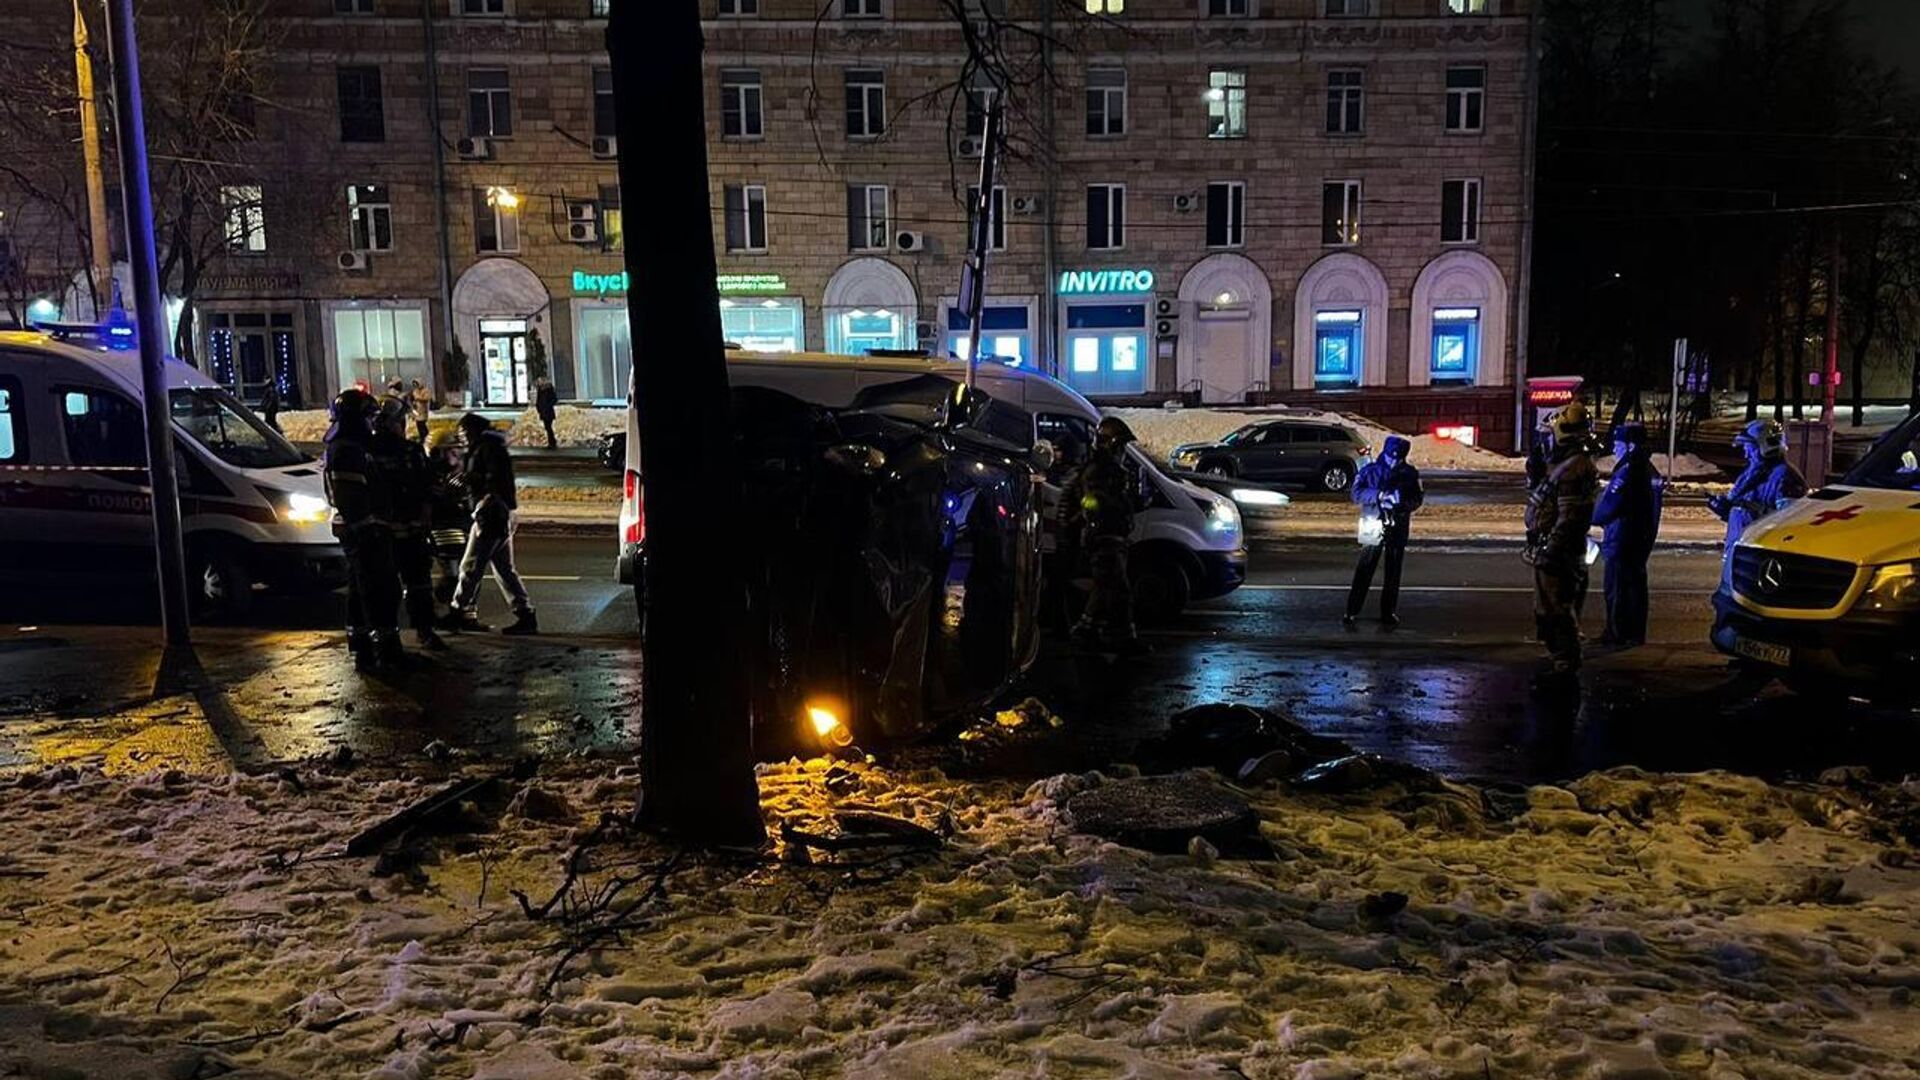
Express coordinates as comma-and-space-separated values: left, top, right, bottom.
720, 297, 803, 352
460, 0, 505, 13
1206, 181, 1244, 248
1321, 180, 1360, 246
963, 77, 995, 140
1208, 0, 1248, 14
847, 184, 890, 251
591, 0, 610, 15
599, 184, 623, 252
1326, 69, 1363, 134
592, 67, 617, 138
1063, 302, 1148, 397
1448, 0, 1487, 12
1083, 0, 1124, 11
1086, 68, 1126, 137
333, 307, 427, 400
59, 387, 146, 467
725, 184, 768, 252
467, 68, 512, 138
334, 0, 373, 14
1324, 0, 1367, 13
1086, 183, 1125, 250
720, 69, 763, 139
1206, 70, 1247, 139
1430, 307, 1480, 384
1313, 310, 1361, 387
1445, 66, 1485, 132
577, 306, 630, 402
845, 69, 885, 139
946, 303, 1029, 363
1441, 178, 1481, 243
222, 185, 266, 253
473, 187, 520, 253
336, 66, 384, 143
346, 184, 392, 253
842, 0, 881, 16
967, 185, 1007, 251
718, 0, 759, 14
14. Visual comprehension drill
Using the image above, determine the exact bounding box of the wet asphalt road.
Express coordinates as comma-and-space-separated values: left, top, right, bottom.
6, 537, 1917, 785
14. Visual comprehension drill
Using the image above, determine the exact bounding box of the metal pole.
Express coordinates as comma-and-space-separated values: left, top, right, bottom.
73, 0, 114, 313
102, 0, 190, 645
1821, 230, 1841, 427
1511, 3, 1541, 454
963, 99, 1002, 394
1668, 337, 1685, 478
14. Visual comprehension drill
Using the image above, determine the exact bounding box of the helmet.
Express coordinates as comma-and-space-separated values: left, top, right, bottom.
1095, 417, 1136, 446
1546, 401, 1591, 441
1733, 418, 1786, 455
325, 388, 377, 443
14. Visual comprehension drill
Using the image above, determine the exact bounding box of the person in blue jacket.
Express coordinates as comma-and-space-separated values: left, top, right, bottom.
1708, 419, 1807, 577
1592, 422, 1663, 647
1344, 434, 1424, 628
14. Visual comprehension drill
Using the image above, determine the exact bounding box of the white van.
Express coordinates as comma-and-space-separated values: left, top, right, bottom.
0, 328, 344, 615
615, 351, 1246, 620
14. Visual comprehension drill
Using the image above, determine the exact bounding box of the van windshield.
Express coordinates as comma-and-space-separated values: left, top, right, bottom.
169, 388, 307, 470
1841, 414, 1920, 492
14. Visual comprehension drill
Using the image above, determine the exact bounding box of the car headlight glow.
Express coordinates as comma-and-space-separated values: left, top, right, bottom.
1228, 487, 1288, 508
1862, 561, 1920, 610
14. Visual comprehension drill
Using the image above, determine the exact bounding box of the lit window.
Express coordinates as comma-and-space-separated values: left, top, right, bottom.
1321, 180, 1360, 246
1084, 0, 1123, 11
473, 187, 520, 253
1206, 70, 1247, 139
222, 185, 266, 253
1448, 0, 1487, 12
346, 184, 392, 253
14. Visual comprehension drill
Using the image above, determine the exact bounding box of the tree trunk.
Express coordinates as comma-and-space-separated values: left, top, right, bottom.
607, 1, 763, 845
1770, 270, 1787, 422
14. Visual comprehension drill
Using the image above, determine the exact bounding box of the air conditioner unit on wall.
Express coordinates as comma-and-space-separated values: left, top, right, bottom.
895, 231, 928, 253
1172, 193, 1200, 213
567, 201, 596, 222
568, 221, 599, 244
337, 250, 368, 271
591, 135, 618, 159
1155, 297, 1177, 338
456, 136, 492, 160
957, 135, 984, 158
1011, 195, 1041, 215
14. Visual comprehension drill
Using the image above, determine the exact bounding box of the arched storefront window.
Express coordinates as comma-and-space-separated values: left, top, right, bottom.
1409, 250, 1508, 388
1291, 252, 1388, 391
823, 257, 917, 354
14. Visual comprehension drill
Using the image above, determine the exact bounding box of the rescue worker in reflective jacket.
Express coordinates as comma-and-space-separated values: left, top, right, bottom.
371, 399, 449, 652
1525, 402, 1600, 676
445, 412, 537, 635
1708, 419, 1807, 577
323, 388, 403, 669
1592, 422, 1663, 647
1060, 417, 1145, 653
1344, 434, 1423, 628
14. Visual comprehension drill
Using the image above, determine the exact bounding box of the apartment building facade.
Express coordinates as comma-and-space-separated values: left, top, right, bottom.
0, 0, 1535, 440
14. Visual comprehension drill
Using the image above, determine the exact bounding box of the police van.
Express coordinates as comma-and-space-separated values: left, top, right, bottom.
1711, 411, 1920, 696
615, 351, 1247, 621
0, 327, 344, 616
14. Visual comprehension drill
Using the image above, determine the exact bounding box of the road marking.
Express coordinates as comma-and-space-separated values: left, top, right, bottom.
520, 574, 583, 582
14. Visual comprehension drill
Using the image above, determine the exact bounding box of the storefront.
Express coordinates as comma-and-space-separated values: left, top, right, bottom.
938, 295, 1037, 364
325, 300, 431, 402
1311, 309, 1363, 389
567, 270, 805, 402
1292, 252, 1389, 391
452, 258, 551, 409
207, 309, 302, 407
1408, 250, 1508, 389
1176, 254, 1273, 404
1056, 268, 1155, 398
823, 258, 916, 355
717, 274, 804, 353
1427, 307, 1480, 386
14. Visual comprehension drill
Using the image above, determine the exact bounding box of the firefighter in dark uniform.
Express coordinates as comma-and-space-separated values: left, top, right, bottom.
1060, 417, 1146, 654
372, 399, 450, 652
1525, 402, 1600, 677
324, 388, 403, 669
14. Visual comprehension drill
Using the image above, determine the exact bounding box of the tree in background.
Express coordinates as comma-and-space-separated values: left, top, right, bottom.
526, 328, 550, 386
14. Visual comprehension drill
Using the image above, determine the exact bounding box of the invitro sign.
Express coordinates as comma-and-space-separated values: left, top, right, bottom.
1057, 268, 1155, 295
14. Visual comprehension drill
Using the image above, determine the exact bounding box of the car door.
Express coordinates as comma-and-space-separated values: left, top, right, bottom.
1233, 425, 1285, 479
1289, 426, 1332, 482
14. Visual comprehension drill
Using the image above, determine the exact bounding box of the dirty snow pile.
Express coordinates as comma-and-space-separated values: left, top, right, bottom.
1109, 407, 1726, 479
504, 406, 625, 449
275, 409, 331, 445
0, 756, 1917, 1077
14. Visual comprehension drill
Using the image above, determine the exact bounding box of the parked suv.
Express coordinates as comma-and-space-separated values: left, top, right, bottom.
1170, 420, 1371, 492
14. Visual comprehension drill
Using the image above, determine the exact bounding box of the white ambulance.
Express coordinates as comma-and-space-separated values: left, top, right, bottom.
0, 327, 344, 616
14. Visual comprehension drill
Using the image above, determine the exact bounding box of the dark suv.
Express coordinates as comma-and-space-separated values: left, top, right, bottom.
1169, 420, 1371, 492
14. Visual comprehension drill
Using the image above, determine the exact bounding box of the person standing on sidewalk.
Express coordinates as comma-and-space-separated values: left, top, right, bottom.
1592, 422, 1663, 647
372, 400, 450, 652
534, 378, 559, 450
324, 388, 404, 669
445, 412, 537, 635
1525, 403, 1600, 677
259, 381, 282, 433
1061, 417, 1147, 654
1344, 434, 1424, 629
408, 378, 433, 443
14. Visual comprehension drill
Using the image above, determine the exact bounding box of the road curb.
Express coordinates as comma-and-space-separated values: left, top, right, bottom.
1246, 533, 1725, 552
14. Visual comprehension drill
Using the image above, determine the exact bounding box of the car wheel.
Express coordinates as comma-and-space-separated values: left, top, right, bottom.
1199, 459, 1236, 478
1131, 553, 1191, 625
191, 548, 254, 619
1320, 462, 1354, 493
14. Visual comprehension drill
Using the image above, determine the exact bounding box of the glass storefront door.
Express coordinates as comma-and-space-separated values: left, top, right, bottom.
1430, 308, 1479, 386
208, 311, 299, 406
1062, 302, 1148, 397
1313, 310, 1361, 389
332, 306, 428, 400
946, 304, 1032, 365
480, 318, 530, 406
719, 297, 804, 352
577, 306, 632, 402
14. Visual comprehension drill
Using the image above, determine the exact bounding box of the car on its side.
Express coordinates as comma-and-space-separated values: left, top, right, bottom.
1169, 419, 1372, 493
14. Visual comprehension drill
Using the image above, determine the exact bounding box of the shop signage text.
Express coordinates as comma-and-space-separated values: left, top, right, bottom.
716, 273, 788, 294
1057, 268, 1154, 295
573, 270, 629, 298
574, 270, 790, 298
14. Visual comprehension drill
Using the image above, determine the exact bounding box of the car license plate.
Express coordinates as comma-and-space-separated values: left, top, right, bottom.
1733, 636, 1791, 668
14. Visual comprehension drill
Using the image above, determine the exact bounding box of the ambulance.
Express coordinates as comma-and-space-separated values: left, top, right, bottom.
1711, 412, 1920, 697
0, 327, 344, 616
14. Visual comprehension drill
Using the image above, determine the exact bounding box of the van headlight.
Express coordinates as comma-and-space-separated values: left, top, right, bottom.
261, 487, 330, 525
1861, 562, 1920, 610
1205, 496, 1240, 544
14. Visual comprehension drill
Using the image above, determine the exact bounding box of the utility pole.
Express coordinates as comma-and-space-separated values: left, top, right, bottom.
73, 0, 114, 313
1821, 231, 1842, 429
962, 98, 1003, 393
102, 0, 191, 646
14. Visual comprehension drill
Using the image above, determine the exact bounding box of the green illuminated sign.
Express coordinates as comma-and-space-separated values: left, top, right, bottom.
1057, 268, 1155, 295
573, 269, 629, 297
716, 273, 789, 294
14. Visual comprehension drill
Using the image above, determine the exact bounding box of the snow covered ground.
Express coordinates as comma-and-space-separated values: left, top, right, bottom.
1, 757, 1915, 1077
277, 406, 624, 450
1109, 407, 1727, 480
